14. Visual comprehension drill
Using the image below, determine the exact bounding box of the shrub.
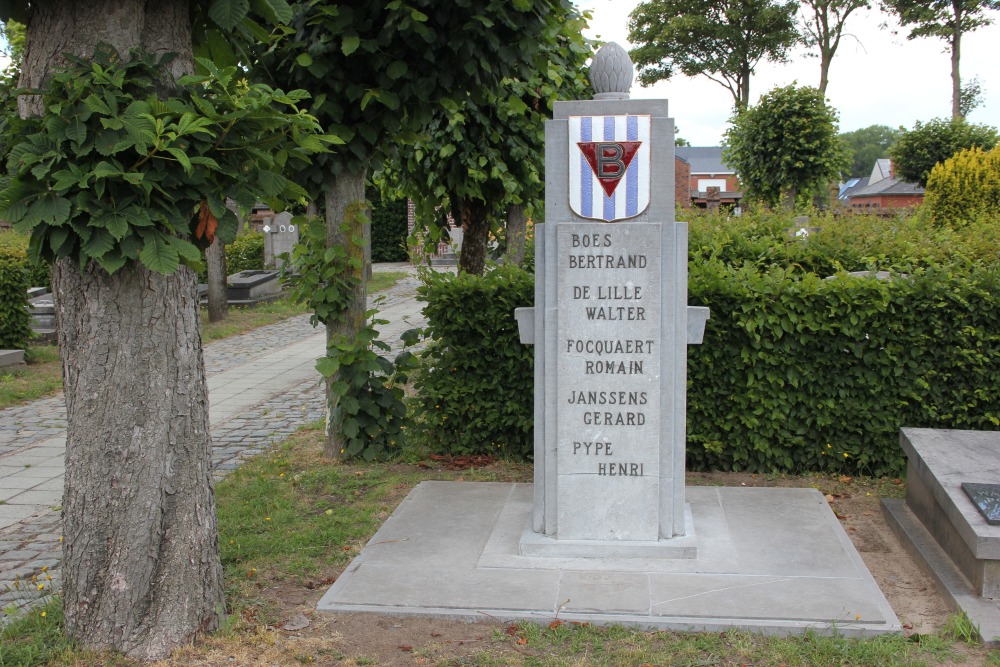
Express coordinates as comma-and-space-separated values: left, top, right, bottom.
0, 244, 33, 349
369, 188, 408, 263
0, 230, 50, 288
412, 265, 534, 459
891, 117, 999, 188
924, 146, 1000, 227
226, 231, 265, 274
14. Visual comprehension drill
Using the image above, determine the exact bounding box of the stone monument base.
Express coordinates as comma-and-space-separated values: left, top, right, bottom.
882, 428, 1000, 643
318, 481, 899, 637
518, 505, 697, 559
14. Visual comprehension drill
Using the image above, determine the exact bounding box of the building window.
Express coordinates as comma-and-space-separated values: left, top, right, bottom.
697, 178, 727, 192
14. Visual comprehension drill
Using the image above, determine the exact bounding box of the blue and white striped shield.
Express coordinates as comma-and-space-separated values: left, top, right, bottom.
569, 115, 651, 222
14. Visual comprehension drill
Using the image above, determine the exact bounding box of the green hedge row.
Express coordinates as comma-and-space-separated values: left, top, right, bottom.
0, 244, 33, 349
688, 261, 1000, 476
413, 251, 1000, 475
226, 231, 265, 274
369, 188, 408, 263
412, 265, 534, 459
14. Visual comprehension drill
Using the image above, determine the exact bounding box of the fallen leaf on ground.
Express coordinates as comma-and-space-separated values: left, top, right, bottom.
839, 475, 852, 483
549, 619, 564, 629
825, 494, 836, 503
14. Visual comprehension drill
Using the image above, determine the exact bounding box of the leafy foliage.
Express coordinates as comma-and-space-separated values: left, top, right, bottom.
368, 186, 408, 263
286, 214, 416, 461
0, 243, 32, 349
723, 84, 847, 207
225, 231, 265, 274
891, 117, 999, 187
413, 265, 535, 459
925, 145, 1000, 227
628, 0, 799, 108
0, 46, 335, 275
840, 124, 903, 177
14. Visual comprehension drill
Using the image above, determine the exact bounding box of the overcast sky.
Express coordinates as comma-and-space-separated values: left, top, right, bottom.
575, 0, 1000, 146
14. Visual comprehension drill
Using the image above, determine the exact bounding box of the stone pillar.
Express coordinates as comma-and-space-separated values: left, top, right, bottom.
517, 43, 708, 556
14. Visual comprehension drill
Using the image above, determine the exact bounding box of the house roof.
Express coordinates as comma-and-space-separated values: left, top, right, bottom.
849, 176, 924, 199
870, 159, 892, 184
839, 177, 870, 200
675, 147, 733, 175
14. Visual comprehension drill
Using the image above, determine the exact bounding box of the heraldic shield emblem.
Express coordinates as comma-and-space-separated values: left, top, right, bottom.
569, 114, 651, 222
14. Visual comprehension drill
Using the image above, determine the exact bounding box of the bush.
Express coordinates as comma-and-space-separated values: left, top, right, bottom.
0, 244, 33, 349
687, 261, 1000, 476
369, 188, 409, 262
226, 231, 265, 274
413, 213, 1000, 474
924, 146, 1000, 227
891, 117, 999, 188
0, 230, 50, 288
412, 265, 534, 459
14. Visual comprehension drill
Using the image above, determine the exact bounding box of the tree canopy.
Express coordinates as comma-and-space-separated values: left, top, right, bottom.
891, 117, 999, 187
723, 84, 846, 208
880, 0, 1000, 118
840, 124, 903, 177
628, 0, 799, 109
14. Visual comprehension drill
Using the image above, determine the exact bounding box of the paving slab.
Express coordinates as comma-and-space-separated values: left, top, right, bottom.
318, 481, 900, 637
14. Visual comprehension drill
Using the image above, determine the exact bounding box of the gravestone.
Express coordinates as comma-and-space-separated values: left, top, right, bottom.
263, 211, 298, 270
516, 41, 709, 555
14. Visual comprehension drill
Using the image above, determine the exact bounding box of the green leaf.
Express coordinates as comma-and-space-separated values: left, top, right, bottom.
208, 0, 250, 31
138, 233, 180, 274
81, 229, 115, 258
296, 53, 314, 68
386, 61, 408, 79
95, 250, 128, 274
251, 0, 292, 24
342, 35, 360, 56
316, 356, 340, 377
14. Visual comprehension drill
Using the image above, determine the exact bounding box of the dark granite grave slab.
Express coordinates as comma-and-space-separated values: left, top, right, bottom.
964, 483, 1000, 526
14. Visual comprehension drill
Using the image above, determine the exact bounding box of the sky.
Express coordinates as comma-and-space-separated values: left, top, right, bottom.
575, 0, 1000, 146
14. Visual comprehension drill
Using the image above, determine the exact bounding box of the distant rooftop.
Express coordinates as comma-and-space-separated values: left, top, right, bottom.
675, 146, 733, 175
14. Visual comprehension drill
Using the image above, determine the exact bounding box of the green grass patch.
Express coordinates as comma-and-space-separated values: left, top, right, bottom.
0, 345, 62, 410
368, 269, 407, 294
463, 623, 960, 666
199, 296, 310, 342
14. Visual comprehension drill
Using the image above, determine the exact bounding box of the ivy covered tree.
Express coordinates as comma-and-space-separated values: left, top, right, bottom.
0, 0, 330, 658
628, 0, 799, 109
254, 0, 583, 455
880, 0, 1000, 118
891, 117, 999, 187
723, 84, 846, 208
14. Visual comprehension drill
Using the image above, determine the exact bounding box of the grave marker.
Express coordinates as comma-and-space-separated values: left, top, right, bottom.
516, 42, 709, 554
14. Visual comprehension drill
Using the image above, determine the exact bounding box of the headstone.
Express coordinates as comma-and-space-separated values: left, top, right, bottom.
516, 43, 709, 555
705, 186, 721, 210
963, 483, 1000, 526
226, 270, 281, 305
263, 211, 298, 270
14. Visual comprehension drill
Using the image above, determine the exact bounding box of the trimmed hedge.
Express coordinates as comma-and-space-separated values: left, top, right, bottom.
0, 245, 33, 349
369, 188, 408, 263
412, 265, 534, 458
414, 212, 1000, 474
227, 231, 265, 273
687, 261, 1000, 476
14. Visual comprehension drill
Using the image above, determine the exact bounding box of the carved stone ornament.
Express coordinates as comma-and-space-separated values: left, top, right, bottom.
590, 42, 634, 100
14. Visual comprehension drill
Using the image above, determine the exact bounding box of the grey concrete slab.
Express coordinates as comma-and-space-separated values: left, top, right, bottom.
884, 498, 1000, 644
318, 481, 900, 637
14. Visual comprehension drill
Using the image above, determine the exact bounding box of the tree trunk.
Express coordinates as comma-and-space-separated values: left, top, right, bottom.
21, 1, 224, 659
505, 204, 528, 267
456, 198, 490, 276
951, 22, 962, 118
323, 170, 368, 458
205, 237, 228, 322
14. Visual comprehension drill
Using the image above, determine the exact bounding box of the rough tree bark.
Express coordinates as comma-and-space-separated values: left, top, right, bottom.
505, 203, 528, 267
323, 170, 368, 458
20, 0, 224, 659
205, 237, 228, 322
455, 198, 490, 276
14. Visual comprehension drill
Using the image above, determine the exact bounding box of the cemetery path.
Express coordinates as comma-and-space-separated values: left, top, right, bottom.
0, 262, 427, 620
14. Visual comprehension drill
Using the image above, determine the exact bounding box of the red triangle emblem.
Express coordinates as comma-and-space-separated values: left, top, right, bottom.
578, 141, 642, 197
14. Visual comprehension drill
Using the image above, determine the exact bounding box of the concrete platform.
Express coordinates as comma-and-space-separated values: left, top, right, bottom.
318, 481, 901, 637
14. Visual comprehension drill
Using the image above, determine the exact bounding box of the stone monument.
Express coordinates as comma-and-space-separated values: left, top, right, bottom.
516, 41, 709, 555
263, 211, 298, 270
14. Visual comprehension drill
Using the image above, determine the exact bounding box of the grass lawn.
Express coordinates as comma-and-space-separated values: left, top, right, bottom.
4, 423, 999, 666
0, 271, 408, 411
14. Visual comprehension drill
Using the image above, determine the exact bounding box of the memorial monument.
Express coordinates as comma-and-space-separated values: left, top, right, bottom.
318, 43, 900, 638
